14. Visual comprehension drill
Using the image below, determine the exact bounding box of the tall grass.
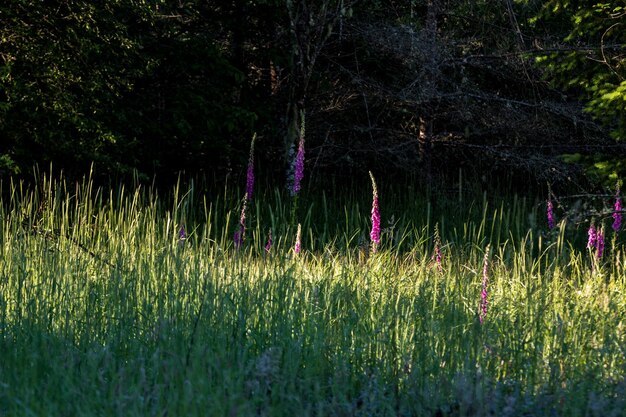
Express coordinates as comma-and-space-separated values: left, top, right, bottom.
0, 175, 624, 416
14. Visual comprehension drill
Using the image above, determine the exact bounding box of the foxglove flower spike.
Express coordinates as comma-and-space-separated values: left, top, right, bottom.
369, 171, 381, 252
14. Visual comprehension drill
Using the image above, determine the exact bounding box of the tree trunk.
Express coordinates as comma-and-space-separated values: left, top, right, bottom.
418, 116, 431, 182
418, 0, 439, 183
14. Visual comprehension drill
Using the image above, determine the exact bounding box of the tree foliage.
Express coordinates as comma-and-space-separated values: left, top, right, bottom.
0, 0, 622, 187
526, 0, 626, 182
0, 0, 258, 179
530, 0, 625, 140
299, 0, 612, 185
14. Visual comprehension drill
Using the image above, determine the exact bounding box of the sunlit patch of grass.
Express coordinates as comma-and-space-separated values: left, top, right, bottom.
0, 175, 624, 416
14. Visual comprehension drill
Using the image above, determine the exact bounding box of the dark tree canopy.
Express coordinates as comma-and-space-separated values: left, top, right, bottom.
0, 1, 260, 180
0, 0, 623, 187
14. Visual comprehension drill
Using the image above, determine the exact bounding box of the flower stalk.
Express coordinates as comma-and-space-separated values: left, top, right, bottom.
292, 111, 306, 196
369, 171, 381, 253
547, 199, 555, 229
596, 227, 605, 259
234, 198, 247, 249
613, 184, 622, 233
432, 223, 443, 272
289, 111, 305, 229
246, 133, 256, 201
479, 245, 490, 324
265, 230, 273, 253
293, 139, 305, 196
178, 224, 187, 243
294, 223, 302, 255
587, 223, 597, 250
233, 134, 257, 250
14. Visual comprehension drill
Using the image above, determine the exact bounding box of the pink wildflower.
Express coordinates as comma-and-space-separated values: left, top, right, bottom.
596, 227, 605, 259
292, 137, 305, 195
246, 134, 256, 200
369, 171, 381, 252
613, 186, 622, 233
294, 223, 302, 255
479, 245, 490, 324
547, 199, 555, 229
265, 230, 273, 253
587, 224, 597, 249
434, 244, 442, 272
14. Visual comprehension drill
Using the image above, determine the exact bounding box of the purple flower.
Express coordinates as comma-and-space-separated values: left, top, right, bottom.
236, 134, 255, 249
369, 172, 381, 252
613, 188, 622, 233
265, 230, 273, 253
294, 223, 302, 255
547, 199, 555, 229
292, 136, 305, 195
479, 245, 490, 324
179, 225, 187, 241
587, 224, 597, 249
434, 243, 443, 272
588, 223, 605, 260
246, 134, 256, 200
596, 227, 605, 259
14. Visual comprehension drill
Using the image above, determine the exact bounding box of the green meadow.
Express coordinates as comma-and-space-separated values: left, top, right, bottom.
0, 175, 624, 416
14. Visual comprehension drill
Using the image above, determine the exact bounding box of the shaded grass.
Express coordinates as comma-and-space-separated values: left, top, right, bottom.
0, 175, 625, 416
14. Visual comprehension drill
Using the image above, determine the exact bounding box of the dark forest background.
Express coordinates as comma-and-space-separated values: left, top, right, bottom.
1, 0, 625, 190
